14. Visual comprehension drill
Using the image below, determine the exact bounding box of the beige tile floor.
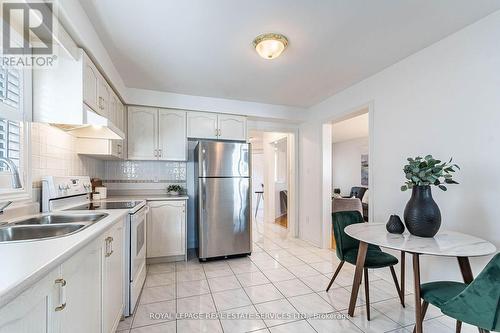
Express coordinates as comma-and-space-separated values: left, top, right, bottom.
117, 222, 479, 333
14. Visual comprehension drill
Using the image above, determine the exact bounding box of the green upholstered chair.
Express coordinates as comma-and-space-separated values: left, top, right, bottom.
326, 211, 404, 320
416, 253, 500, 333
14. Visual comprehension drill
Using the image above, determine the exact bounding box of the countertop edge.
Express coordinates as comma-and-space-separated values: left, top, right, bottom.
0, 210, 129, 308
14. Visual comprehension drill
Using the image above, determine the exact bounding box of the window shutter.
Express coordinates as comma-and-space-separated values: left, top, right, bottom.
0, 65, 23, 120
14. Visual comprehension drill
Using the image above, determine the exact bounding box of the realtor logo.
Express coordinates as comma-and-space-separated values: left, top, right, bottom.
2, 1, 55, 67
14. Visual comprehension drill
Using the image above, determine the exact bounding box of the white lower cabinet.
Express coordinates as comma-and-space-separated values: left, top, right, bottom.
0, 268, 59, 333
0, 218, 125, 333
58, 238, 102, 333
102, 221, 124, 333
147, 200, 186, 259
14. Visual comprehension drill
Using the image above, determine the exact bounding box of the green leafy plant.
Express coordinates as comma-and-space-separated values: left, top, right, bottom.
167, 185, 183, 193
401, 155, 460, 192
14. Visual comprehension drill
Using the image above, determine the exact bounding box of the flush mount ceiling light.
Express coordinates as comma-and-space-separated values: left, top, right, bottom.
252, 33, 288, 60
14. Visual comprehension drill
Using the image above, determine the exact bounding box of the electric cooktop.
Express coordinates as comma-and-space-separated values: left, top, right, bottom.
66, 201, 143, 210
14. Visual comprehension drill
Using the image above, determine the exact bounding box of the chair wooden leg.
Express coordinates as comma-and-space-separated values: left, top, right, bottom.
412, 301, 429, 333
456, 320, 462, 333
326, 261, 344, 292
390, 265, 405, 307
364, 268, 370, 321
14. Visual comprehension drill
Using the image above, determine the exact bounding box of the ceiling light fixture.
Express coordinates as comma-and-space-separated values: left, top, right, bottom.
252, 33, 288, 60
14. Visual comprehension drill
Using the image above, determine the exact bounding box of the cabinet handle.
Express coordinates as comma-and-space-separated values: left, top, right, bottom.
154, 149, 157, 158
215, 128, 218, 137
158, 149, 162, 158
105, 236, 113, 257
55, 278, 67, 311
218, 129, 221, 137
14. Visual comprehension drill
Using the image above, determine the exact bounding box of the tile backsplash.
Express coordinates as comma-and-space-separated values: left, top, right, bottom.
104, 160, 186, 182
31, 123, 105, 188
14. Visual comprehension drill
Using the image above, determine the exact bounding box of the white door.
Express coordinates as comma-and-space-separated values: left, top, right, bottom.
59, 240, 101, 333
147, 201, 186, 258
83, 54, 99, 112
218, 114, 247, 141
187, 112, 218, 139
97, 75, 110, 119
102, 221, 124, 333
0, 268, 59, 333
158, 109, 187, 161
128, 106, 157, 160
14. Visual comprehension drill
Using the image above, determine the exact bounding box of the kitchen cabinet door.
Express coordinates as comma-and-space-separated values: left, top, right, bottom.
97, 74, 110, 119
217, 114, 247, 141
59, 239, 101, 333
83, 54, 99, 112
158, 109, 187, 161
108, 92, 119, 127
187, 112, 218, 139
0, 268, 59, 333
147, 201, 186, 258
102, 220, 124, 333
128, 106, 157, 160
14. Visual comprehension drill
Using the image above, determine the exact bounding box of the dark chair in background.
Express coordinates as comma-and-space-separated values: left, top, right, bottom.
327, 211, 404, 320
343, 186, 367, 200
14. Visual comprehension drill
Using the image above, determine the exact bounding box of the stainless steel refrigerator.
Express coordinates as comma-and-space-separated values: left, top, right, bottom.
195, 141, 252, 260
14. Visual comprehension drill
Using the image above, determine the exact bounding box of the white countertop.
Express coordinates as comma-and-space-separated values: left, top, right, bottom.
0, 209, 129, 308
345, 223, 497, 257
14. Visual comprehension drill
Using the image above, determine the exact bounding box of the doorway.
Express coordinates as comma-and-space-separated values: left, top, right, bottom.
249, 129, 297, 236
322, 104, 372, 249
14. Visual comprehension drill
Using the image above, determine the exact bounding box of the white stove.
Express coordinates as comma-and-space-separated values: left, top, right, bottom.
42, 176, 148, 317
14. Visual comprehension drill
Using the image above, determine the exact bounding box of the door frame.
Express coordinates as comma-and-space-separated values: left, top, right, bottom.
248, 124, 299, 238
321, 101, 374, 248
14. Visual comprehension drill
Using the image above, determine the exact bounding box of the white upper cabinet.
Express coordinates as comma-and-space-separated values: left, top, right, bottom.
128, 107, 187, 161
82, 53, 99, 112
187, 112, 246, 141
97, 73, 110, 119
158, 109, 187, 161
128, 106, 157, 160
187, 112, 218, 139
218, 114, 247, 141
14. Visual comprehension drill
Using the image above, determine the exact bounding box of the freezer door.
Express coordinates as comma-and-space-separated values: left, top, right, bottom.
199, 177, 251, 259
198, 141, 250, 177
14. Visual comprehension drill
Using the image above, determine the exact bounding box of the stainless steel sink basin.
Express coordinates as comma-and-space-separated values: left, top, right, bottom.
11, 213, 107, 226
0, 224, 86, 242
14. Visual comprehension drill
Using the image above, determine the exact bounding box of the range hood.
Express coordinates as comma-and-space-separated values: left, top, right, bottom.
51, 106, 124, 140
31, 18, 125, 140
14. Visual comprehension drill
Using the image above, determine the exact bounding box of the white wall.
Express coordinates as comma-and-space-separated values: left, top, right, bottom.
332, 137, 368, 195
300, 11, 500, 281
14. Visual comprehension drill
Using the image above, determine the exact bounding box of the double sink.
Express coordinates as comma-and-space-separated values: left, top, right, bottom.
0, 213, 108, 243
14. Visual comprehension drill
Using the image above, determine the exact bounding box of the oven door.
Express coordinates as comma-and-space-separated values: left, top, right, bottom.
130, 205, 147, 311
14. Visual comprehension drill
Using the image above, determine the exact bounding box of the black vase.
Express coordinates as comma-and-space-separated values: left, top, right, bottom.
386, 215, 405, 234
403, 185, 441, 237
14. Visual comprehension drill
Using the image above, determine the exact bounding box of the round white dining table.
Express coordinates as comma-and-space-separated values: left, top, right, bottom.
344, 223, 496, 333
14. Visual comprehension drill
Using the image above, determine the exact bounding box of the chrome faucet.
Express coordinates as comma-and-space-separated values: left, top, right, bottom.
0, 201, 12, 215
0, 157, 22, 189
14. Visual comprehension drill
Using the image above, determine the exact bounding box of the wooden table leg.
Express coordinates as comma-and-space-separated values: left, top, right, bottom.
348, 241, 368, 317
401, 251, 406, 306
413, 253, 423, 333
457, 257, 474, 284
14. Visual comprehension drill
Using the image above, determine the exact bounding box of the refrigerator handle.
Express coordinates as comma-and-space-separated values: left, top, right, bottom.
202, 182, 206, 211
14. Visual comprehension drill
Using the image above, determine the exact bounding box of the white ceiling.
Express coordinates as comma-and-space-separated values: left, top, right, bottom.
79, 0, 500, 107
332, 112, 369, 143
